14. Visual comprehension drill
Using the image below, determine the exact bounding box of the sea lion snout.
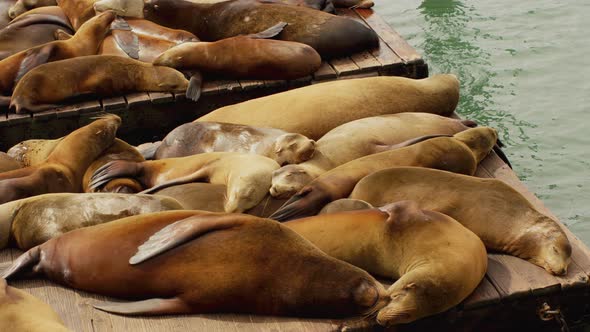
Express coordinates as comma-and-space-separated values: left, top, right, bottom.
270, 165, 313, 198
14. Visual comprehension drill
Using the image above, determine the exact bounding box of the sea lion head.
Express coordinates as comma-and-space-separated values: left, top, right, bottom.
273, 134, 316, 165
453, 127, 498, 163
225, 168, 275, 213
519, 216, 572, 276
7, 0, 27, 19
77, 9, 117, 39
94, 0, 145, 18
270, 165, 313, 199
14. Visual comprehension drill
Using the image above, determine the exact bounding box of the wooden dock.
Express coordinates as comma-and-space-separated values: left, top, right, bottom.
2, 7, 590, 332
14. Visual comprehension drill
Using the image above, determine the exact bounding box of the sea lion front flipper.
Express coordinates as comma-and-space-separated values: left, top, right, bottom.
129, 214, 245, 265
94, 297, 190, 315
1, 246, 41, 279
185, 71, 202, 102
372, 134, 452, 154
112, 29, 139, 60
110, 16, 133, 31
89, 160, 141, 191
139, 168, 209, 194
54, 29, 73, 40
269, 186, 329, 221
246, 22, 288, 39
15, 44, 56, 84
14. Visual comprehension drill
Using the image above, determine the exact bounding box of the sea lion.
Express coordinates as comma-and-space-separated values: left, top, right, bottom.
82, 139, 145, 193
270, 127, 498, 221
56, 0, 96, 30
0, 10, 116, 99
0, 114, 120, 204
0, 152, 21, 173
0, 0, 17, 29
7, 138, 63, 167
2, 210, 390, 320
89, 152, 280, 213
260, 0, 374, 10
284, 201, 487, 325
153, 183, 287, 218
349, 167, 572, 275
0, 278, 71, 332
10, 55, 193, 113
153, 34, 322, 80
93, 0, 379, 58
149, 122, 316, 166
196, 75, 461, 140
332, 0, 373, 8
0, 192, 183, 250
7, 0, 57, 19
0, 6, 74, 60
271, 112, 476, 198
319, 198, 373, 214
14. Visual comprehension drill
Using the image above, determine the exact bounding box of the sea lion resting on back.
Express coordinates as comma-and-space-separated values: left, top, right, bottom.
349, 167, 572, 275
196, 75, 461, 140
143, 122, 316, 166
3, 210, 390, 322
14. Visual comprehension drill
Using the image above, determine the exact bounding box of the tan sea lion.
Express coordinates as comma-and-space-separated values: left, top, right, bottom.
0, 0, 17, 29
271, 112, 476, 198
270, 127, 498, 221
148, 122, 316, 166
0, 10, 116, 100
3, 210, 390, 320
0, 6, 74, 61
196, 75, 461, 140
89, 152, 280, 213
0, 278, 71, 332
7, 138, 63, 167
319, 198, 373, 214
10, 55, 194, 113
82, 139, 145, 193
0, 192, 183, 250
350, 167, 572, 275
153, 183, 287, 218
7, 0, 57, 19
93, 0, 379, 58
285, 201, 487, 325
0, 152, 21, 173
0, 114, 120, 204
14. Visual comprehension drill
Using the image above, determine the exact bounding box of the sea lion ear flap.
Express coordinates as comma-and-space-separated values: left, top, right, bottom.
54, 29, 73, 40
185, 71, 202, 102
14, 44, 57, 84
246, 21, 288, 39
129, 214, 247, 265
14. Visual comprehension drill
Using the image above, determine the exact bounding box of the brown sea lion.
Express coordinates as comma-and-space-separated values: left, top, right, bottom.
6, 138, 63, 167
93, 0, 379, 58
258, 0, 331, 11
0, 6, 74, 60
56, 0, 96, 30
82, 139, 145, 193
270, 112, 475, 198
153, 183, 287, 218
0, 10, 116, 99
89, 152, 280, 213
350, 167, 572, 275
153, 33, 322, 80
196, 75, 461, 140
0, 278, 71, 332
285, 201, 487, 325
2, 210, 390, 320
0, 152, 21, 173
7, 0, 56, 19
148, 122, 316, 166
10, 55, 193, 113
319, 198, 373, 214
0, 114, 120, 204
270, 127, 498, 221
0, 192, 183, 250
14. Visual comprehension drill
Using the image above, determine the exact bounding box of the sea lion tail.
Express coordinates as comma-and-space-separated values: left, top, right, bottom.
185, 71, 202, 102
94, 297, 191, 315
246, 22, 288, 39
89, 160, 141, 191
1, 246, 41, 280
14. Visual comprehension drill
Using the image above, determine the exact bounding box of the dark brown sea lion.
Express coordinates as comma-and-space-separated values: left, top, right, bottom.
0, 6, 74, 60
0, 278, 71, 331
148, 122, 316, 166
0, 114, 120, 204
285, 201, 487, 325
350, 167, 572, 275
270, 112, 475, 198
270, 127, 498, 221
196, 75, 461, 140
7, 0, 56, 19
0, 152, 21, 173
10, 55, 193, 113
0, 10, 116, 100
0, 192, 183, 250
93, 0, 379, 58
2, 210, 390, 320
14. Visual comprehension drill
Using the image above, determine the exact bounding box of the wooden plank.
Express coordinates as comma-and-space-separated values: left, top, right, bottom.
329, 57, 360, 77
101, 96, 128, 112
461, 274, 501, 310
32, 109, 57, 121
55, 104, 81, 119
215, 80, 243, 94
7, 112, 31, 125
313, 62, 337, 81
485, 253, 532, 300
238, 80, 265, 91
148, 92, 174, 104
76, 100, 102, 114
201, 80, 221, 97
125, 93, 152, 108
263, 80, 288, 89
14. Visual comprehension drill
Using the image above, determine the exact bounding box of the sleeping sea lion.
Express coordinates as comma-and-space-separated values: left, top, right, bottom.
0, 152, 21, 173
89, 152, 280, 213
2, 210, 390, 320
0, 193, 183, 250
7, 0, 56, 19
148, 122, 316, 166
270, 127, 498, 221
7, 138, 63, 167
0, 0, 17, 29
196, 75, 461, 140
285, 201, 487, 325
350, 167, 572, 275
0, 114, 120, 204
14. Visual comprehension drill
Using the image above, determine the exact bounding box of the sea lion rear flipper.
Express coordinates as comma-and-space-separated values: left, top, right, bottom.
15, 44, 56, 84
185, 71, 202, 102
139, 168, 209, 194
89, 160, 141, 191
1, 246, 41, 279
129, 214, 245, 265
54, 29, 73, 40
113, 29, 139, 60
373, 134, 452, 153
94, 297, 190, 315
246, 22, 288, 39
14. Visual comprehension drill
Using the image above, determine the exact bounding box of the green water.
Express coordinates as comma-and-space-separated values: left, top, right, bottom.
375, 1, 590, 243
